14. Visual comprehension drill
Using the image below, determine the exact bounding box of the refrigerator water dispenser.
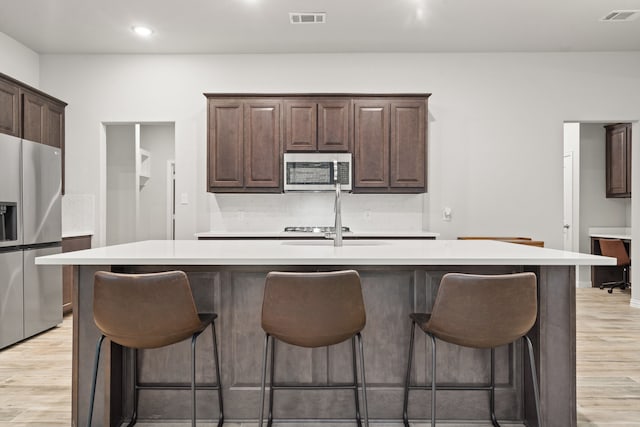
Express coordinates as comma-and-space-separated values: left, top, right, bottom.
0, 202, 17, 242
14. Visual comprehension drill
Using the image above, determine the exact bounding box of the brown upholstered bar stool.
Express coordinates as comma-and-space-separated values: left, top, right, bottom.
259, 270, 369, 427
599, 238, 631, 293
402, 272, 541, 427
87, 271, 223, 427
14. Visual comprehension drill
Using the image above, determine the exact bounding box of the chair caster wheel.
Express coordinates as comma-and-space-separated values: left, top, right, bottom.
608, 289, 613, 294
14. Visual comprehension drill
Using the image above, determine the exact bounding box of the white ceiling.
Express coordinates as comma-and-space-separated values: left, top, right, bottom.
1, 0, 640, 54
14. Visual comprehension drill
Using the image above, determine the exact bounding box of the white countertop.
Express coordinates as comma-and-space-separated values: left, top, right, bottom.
588, 227, 631, 241
35, 239, 615, 266
195, 230, 440, 238
62, 231, 94, 239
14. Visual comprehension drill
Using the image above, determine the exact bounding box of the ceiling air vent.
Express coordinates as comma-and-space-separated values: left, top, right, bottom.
289, 12, 326, 24
600, 10, 640, 21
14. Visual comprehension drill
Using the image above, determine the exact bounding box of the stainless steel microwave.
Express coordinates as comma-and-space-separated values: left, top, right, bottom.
283, 153, 352, 191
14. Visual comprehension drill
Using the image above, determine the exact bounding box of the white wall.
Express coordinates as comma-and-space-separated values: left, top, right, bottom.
38, 52, 640, 251
106, 124, 136, 245
138, 123, 174, 240
0, 32, 39, 87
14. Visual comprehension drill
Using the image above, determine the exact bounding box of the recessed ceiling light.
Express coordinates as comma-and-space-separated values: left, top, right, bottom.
132, 26, 153, 37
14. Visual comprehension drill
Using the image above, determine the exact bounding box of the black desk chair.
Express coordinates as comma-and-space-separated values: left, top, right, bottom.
599, 238, 631, 293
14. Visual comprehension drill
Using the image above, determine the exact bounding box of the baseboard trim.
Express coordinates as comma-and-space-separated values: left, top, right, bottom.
630, 297, 640, 309
577, 280, 592, 288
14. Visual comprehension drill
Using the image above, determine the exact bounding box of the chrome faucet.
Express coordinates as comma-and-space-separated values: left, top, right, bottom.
333, 160, 343, 247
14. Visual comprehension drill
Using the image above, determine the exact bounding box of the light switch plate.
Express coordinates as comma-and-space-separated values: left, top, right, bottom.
442, 207, 452, 221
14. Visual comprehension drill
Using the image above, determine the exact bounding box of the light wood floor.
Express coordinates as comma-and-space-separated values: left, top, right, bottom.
0, 288, 638, 426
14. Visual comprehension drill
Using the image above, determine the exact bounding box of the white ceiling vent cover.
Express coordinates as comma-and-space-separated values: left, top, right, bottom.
600, 10, 640, 21
289, 12, 326, 24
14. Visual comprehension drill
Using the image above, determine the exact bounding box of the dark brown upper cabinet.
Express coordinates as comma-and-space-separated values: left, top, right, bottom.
208, 99, 244, 189
205, 93, 429, 194
0, 76, 21, 137
46, 101, 65, 149
605, 123, 631, 198
243, 100, 281, 189
353, 97, 428, 193
21, 88, 47, 144
207, 97, 281, 193
284, 98, 350, 152
354, 100, 390, 188
22, 88, 66, 149
390, 100, 426, 189
1, 73, 66, 193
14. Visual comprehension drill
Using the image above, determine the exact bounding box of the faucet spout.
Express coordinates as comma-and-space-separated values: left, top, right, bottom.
333, 160, 342, 247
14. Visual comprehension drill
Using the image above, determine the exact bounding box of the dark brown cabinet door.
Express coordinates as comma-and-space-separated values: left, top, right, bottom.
354, 100, 389, 188
21, 89, 46, 144
208, 100, 244, 189
244, 101, 281, 189
606, 123, 631, 198
284, 98, 350, 152
45, 101, 65, 193
390, 100, 426, 189
45, 101, 64, 148
318, 99, 350, 152
284, 100, 316, 151
0, 77, 20, 137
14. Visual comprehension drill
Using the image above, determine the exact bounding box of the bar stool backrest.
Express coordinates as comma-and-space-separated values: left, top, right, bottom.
262, 270, 366, 348
427, 272, 537, 349
93, 270, 202, 349
599, 239, 630, 267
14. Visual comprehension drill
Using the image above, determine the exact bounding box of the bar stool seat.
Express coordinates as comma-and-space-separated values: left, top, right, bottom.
87, 270, 224, 427
403, 272, 542, 426
259, 270, 369, 427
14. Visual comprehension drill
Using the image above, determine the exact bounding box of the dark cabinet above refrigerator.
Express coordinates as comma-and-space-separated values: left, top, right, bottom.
0, 72, 67, 194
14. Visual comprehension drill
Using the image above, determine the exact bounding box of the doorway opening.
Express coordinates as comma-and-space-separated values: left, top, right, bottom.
105, 122, 175, 245
563, 121, 632, 288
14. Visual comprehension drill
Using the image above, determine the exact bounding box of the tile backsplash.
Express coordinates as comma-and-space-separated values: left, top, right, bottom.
62, 194, 95, 235
208, 192, 425, 232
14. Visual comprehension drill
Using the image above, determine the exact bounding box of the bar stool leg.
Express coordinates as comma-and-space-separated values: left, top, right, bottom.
356, 332, 369, 427
191, 333, 200, 427
524, 336, 542, 425
258, 334, 270, 427
490, 348, 501, 427
351, 335, 362, 427
428, 333, 436, 427
402, 320, 416, 427
211, 321, 224, 427
267, 337, 275, 427
87, 335, 106, 427
126, 348, 139, 427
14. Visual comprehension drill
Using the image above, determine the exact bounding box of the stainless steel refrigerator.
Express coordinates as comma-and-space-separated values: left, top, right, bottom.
0, 133, 62, 349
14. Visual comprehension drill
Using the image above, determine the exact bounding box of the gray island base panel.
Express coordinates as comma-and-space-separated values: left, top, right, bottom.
74, 263, 573, 427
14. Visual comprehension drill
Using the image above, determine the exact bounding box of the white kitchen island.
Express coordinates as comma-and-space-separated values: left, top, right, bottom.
37, 239, 613, 427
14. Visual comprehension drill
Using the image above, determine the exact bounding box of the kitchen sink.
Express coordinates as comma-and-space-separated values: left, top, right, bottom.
281, 240, 390, 247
